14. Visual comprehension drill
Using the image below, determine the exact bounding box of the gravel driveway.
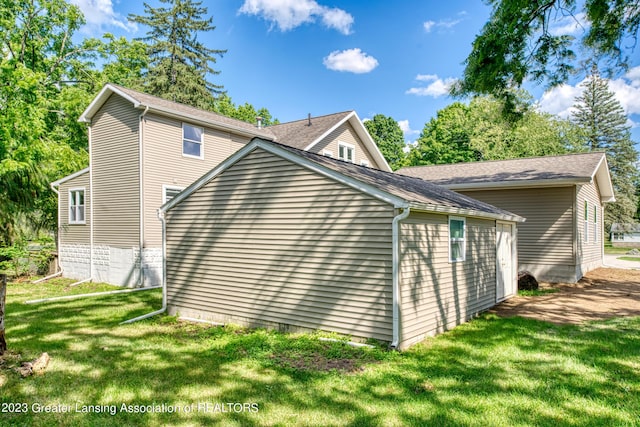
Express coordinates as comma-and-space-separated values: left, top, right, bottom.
491, 268, 640, 325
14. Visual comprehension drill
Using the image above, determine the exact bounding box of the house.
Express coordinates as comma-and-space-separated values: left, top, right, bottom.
51, 83, 391, 287
398, 152, 615, 283
159, 138, 524, 349
610, 223, 640, 247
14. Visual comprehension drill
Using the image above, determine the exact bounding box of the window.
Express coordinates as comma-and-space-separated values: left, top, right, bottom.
163, 185, 185, 204
613, 232, 624, 241
338, 142, 355, 163
584, 201, 589, 242
322, 149, 334, 158
449, 217, 466, 262
183, 123, 204, 159
69, 188, 85, 224
360, 159, 370, 167
593, 206, 598, 243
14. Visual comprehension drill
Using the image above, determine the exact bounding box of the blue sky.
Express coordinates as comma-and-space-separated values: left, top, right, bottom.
72, 0, 640, 143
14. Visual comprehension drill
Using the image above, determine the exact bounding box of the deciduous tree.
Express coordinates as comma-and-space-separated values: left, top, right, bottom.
363, 115, 406, 170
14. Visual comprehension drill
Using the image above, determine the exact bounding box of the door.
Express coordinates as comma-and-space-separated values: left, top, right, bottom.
496, 222, 516, 302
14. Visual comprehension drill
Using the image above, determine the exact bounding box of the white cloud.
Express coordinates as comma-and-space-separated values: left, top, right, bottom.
423, 17, 463, 33
549, 12, 588, 36
406, 74, 456, 97
323, 48, 378, 74
239, 0, 353, 34
538, 66, 640, 127
398, 119, 420, 146
70, 0, 136, 33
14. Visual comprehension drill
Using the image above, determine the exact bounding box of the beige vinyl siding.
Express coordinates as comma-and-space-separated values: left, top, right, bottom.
312, 121, 380, 169
91, 94, 140, 247
59, 172, 90, 244
459, 187, 575, 267
165, 147, 395, 341
142, 113, 251, 246
399, 212, 496, 348
577, 181, 603, 268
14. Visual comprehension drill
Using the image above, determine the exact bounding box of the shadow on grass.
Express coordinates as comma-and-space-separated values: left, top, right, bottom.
1, 283, 639, 426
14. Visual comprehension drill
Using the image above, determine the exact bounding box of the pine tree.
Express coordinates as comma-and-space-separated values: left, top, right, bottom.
128, 0, 226, 110
572, 71, 639, 230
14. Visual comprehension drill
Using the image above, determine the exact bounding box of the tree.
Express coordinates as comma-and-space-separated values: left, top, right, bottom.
212, 94, 278, 126
571, 71, 639, 229
128, 0, 226, 110
363, 115, 406, 170
454, 0, 640, 105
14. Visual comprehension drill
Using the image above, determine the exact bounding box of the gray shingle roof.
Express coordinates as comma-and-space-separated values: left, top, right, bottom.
273, 141, 523, 221
269, 111, 352, 149
398, 152, 607, 187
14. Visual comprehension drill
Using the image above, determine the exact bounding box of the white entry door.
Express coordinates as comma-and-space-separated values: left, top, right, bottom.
496, 222, 516, 302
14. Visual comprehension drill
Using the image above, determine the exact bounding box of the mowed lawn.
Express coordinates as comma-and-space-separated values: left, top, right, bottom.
1, 279, 639, 426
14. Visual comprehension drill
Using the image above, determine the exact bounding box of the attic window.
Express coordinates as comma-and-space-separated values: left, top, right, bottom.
183, 123, 203, 159
338, 142, 355, 163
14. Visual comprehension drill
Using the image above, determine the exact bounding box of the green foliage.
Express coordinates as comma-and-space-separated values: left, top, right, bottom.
405, 95, 579, 166
212, 94, 279, 126
455, 0, 640, 105
0, 244, 30, 277
571, 71, 639, 228
128, 0, 227, 110
363, 114, 406, 170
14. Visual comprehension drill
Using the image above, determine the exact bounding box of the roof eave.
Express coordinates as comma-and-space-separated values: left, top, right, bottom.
78, 84, 140, 123
408, 202, 525, 223
591, 154, 616, 202
444, 178, 590, 191
51, 167, 90, 187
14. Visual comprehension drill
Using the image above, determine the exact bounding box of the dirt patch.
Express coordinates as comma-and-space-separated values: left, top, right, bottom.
491, 268, 640, 325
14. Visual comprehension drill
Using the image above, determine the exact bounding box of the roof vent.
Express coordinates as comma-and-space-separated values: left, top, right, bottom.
256, 116, 263, 129
308, 113, 312, 126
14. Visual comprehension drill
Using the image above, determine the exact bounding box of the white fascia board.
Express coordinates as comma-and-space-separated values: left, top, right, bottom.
409, 202, 526, 223
302, 111, 393, 173
591, 154, 616, 202
78, 84, 140, 123
51, 167, 90, 187
444, 178, 588, 191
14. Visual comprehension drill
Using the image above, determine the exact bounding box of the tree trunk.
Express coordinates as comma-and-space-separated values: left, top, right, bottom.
0, 274, 6, 355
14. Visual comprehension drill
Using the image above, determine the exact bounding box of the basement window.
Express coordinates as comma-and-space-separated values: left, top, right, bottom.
69, 188, 85, 224
183, 123, 204, 159
449, 217, 466, 262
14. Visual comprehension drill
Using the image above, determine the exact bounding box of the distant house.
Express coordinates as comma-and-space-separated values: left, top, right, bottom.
398, 152, 615, 283
159, 138, 524, 349
610, 223, 640, 247
51, 83, 391, 287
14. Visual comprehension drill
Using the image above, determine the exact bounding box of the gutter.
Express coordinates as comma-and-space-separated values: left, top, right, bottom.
120, 209, 167, 324
390, 207, 411, 349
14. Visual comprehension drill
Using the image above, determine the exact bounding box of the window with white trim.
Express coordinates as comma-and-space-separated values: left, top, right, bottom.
338, 142, 355, 163
183, 123, 204, 159
163, 185, 185, 204
584, 201, 589, 242
449, 217, 466, 262
69, 188, 86, 224
593, 206, 598, 243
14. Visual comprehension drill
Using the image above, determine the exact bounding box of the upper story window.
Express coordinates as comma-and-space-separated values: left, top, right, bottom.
163, 185, 185, 204
69, 188, 86, 224
449, 217, 466, 262
338, 142, 355, 163
183, 123, 204, 159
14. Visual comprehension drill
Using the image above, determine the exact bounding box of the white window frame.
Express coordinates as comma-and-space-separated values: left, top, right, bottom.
182, 123, 204, 159
584, 200, 589, 243
163, 185, 185, 204
360, 159, 370, 167
448, 216, 466, 262
322, 149, 334, 158
68, 188, 86, 225
338, 142, 355, 163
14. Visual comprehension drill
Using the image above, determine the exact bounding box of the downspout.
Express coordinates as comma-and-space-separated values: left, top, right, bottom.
121, 209, 166, 324
138, 106, 149, 287
88, 124, 94, 282
390, 207, 410, 350
47, 182, 64, 279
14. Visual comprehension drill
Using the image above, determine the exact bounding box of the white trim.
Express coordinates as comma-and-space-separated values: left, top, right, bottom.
448, 216, 466, 263
162, 185, 185, 204
78, 84, 141, 123
51, 168, 90, 187
338, 141, 355, 163
182, 122, 204, 160
322, 149, 334, 158
444, 179, 588, 192
360, 159, 370, 167
68, 187, 86, 225
391, 207, 411, 349
584, 200, 589, 243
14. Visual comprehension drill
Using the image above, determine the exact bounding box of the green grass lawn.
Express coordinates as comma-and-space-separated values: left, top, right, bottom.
1, 278, 639, 426
617, 256, 640, 262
